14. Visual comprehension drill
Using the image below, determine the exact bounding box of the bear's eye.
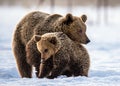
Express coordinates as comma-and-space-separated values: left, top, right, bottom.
44, 49, 48, 53
79, 30, 82, 33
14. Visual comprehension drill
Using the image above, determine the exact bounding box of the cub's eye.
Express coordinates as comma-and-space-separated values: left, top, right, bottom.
44, 49, 48, 53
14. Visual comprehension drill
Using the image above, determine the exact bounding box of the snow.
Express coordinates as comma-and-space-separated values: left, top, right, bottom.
0, 6, 120, 86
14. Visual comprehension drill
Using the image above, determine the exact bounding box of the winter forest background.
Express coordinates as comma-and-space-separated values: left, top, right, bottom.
0, 0, 120, 86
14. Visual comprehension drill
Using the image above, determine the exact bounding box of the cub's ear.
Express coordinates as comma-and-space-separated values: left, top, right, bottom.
34, 35, 41, 42
62, 13, 73, 25
49, 37, 57, 45
81, 14, 87, 22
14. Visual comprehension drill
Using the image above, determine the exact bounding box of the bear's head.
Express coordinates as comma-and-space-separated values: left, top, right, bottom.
60, 13, 90, 44
34, 34, 61, 62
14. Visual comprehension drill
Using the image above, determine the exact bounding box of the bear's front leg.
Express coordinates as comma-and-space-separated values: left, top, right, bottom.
39, 63, 46, 78
38, 57, 53, 78
47, 60, 67, 79
47, 66, 64, 79
35, 65, 40, 77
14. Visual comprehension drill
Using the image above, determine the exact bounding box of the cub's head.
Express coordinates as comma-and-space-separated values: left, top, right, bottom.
60, 13, 90, 44
34, 34, 60, 62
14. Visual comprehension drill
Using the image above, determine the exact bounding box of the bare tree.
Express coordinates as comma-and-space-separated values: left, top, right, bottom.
96, 0, 109, 25
67, 0, 72, 13
103, 0, 109, 24
50, 0, 55, 13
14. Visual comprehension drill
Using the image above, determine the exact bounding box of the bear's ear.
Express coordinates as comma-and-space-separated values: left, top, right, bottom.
49, 37, 57, 45
62, 13, 73, 25
81, 14, 87, 22
34, 35, 41, 42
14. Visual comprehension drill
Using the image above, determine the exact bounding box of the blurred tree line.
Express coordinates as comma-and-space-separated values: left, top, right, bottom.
0, 0, 120, 25
0, 0, 120, 7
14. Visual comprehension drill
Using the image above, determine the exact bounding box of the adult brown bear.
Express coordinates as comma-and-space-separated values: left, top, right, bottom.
12, 11, 90, 78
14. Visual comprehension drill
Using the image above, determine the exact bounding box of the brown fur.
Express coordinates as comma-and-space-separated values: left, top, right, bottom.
35, 32, 90, 79
12, 11, 90, 78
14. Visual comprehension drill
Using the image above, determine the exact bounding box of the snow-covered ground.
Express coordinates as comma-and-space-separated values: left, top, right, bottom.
0, 6, 120, 86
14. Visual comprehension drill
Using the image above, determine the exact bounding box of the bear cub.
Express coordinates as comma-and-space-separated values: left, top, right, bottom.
34, 32, 90, 79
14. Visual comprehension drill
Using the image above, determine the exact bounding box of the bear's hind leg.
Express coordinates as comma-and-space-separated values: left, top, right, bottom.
13, 42, 32, 78
61, 70, 72, 77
